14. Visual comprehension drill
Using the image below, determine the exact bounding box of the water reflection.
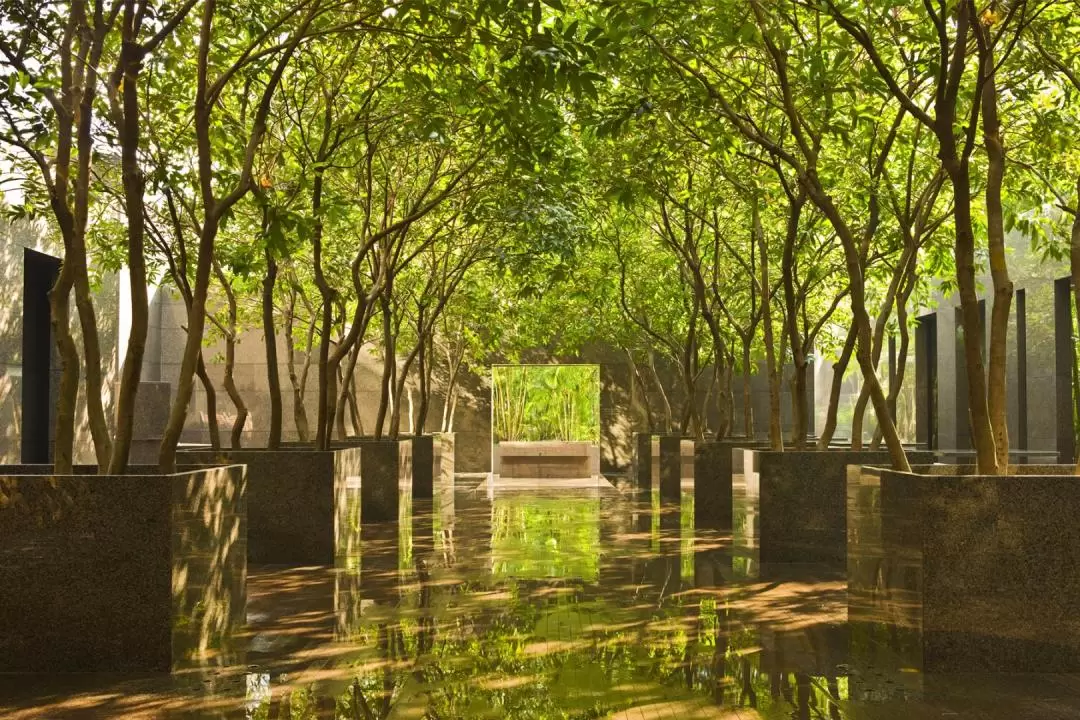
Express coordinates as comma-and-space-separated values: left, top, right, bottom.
3, 481, 1080, 718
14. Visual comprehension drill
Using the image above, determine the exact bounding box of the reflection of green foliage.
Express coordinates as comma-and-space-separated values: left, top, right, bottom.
492, 365, 601, 442
490, 496, 600, 581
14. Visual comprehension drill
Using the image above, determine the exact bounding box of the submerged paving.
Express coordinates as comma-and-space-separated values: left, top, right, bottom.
2, 477, 1079, 719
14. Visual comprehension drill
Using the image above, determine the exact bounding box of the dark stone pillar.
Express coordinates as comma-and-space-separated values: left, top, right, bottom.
658, 434, 681, 501
1054, 277, 1075, 464
693, 440, 734, 530
915, 313, 937, 450
1016, 289, 1028, 451
21, 249, 60, 464
632, 432, 651, 491
360, 439, 410, 524
411, 435, 434, 499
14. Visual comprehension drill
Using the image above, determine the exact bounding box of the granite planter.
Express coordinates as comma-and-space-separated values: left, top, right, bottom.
340, 437, 413, 524
181, 446, 361, 565
0, 463, 246, 672
744, 449, 933, 565
693, 438, 763, 530
854, 464, 1080, 673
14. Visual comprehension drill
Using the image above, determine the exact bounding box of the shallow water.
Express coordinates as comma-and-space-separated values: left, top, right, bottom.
2, 477, 1079, 719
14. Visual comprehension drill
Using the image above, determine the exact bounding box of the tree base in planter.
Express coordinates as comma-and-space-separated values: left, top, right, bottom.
0, 464, 246, 672
852, 464, 1080, 673
182, 447, 362, 565
743, 449, 933, 567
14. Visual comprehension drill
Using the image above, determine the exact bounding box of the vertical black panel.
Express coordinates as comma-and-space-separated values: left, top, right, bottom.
21, 249, 61, 463
1016, 289, 1028, 451
916, 313, 937, 450
1054, 277, 1075, 464
887, 335, 897, 423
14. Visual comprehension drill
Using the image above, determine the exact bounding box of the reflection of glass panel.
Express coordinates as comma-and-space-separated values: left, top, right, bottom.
490, 496, 601, 581
492, 365, 601, 442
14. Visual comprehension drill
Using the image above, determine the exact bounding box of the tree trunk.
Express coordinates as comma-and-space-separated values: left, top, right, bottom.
108, 34, 149, 474
49, 264, 79, 474
374, 292, 394, 439
263, 244, 282, 448
195, 352, 221, 449
948, 163, 997, 473
160, 220, 220, 473
741, 341, 754, 439
802, 171, 909, 470
982, 65, 1013, 472
817, 323, 857, 449
755, 198, 783, 451
1072, 175, 1080, 474
648, 350, 673, 433
335, 340, 362, 439
214, 261, 247, 449
779, 191, 808, 448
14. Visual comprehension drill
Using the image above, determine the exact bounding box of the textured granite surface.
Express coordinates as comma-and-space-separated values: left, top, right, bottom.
632, 433, 651, 490
748, 450, 933, 566
0, 464, 246, 672
495, 441, 599, 479
863, 464, 1080, 672
692, 439, 760, 530
412, 435, 434, 499
657, 435, 682, 501
355, 439, 411, 523
182, 447, 360, 565
435, 432, 455, 490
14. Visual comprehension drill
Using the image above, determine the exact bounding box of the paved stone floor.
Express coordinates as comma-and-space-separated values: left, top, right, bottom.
2, 479, 1080, 718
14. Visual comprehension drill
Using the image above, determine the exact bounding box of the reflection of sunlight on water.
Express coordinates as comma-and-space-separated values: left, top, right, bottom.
489, 494, 601, 581
244, 673, 270, 718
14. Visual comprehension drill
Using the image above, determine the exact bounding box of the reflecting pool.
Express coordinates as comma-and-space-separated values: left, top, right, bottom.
1, 478, 1079, 718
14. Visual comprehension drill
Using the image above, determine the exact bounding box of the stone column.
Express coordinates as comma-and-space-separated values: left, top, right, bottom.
411, 435, 434, 499
693, 440, 735, 530
658, 434, 681, 501
632, 432, 651, 490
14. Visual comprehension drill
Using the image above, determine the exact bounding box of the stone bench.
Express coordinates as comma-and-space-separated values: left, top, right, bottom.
493, 441, 600, 479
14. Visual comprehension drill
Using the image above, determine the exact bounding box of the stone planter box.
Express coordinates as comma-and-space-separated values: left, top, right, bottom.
0, 463, 246, 672
181, 446, 362, 564
853, 464, 1080, 673
434, 432, 456, 491
492, 440, 600, 480
744, 449, 933, 566
693, 438, 764, 530
336, 438, 414, 524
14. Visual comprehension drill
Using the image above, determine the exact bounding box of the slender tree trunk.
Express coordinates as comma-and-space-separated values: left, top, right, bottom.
416, 333, 432, 434
802, 172, 909, 470
741, 340, 754, 439
108, 29, 149, 474
780, 192, 808, 448
195, 353, 221, 449
160, 221, 219, 473
311, 167, 336, 449
982, 67, 1013, 472
374, 292, 394, 439
1072, 175, 1080, 474
648, 350, 673, 433
335, 340, 361, 439
49, 264, 79, 474
755, 198, 783, 450
263, 243, 282, 448
214, 261, 247, 449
